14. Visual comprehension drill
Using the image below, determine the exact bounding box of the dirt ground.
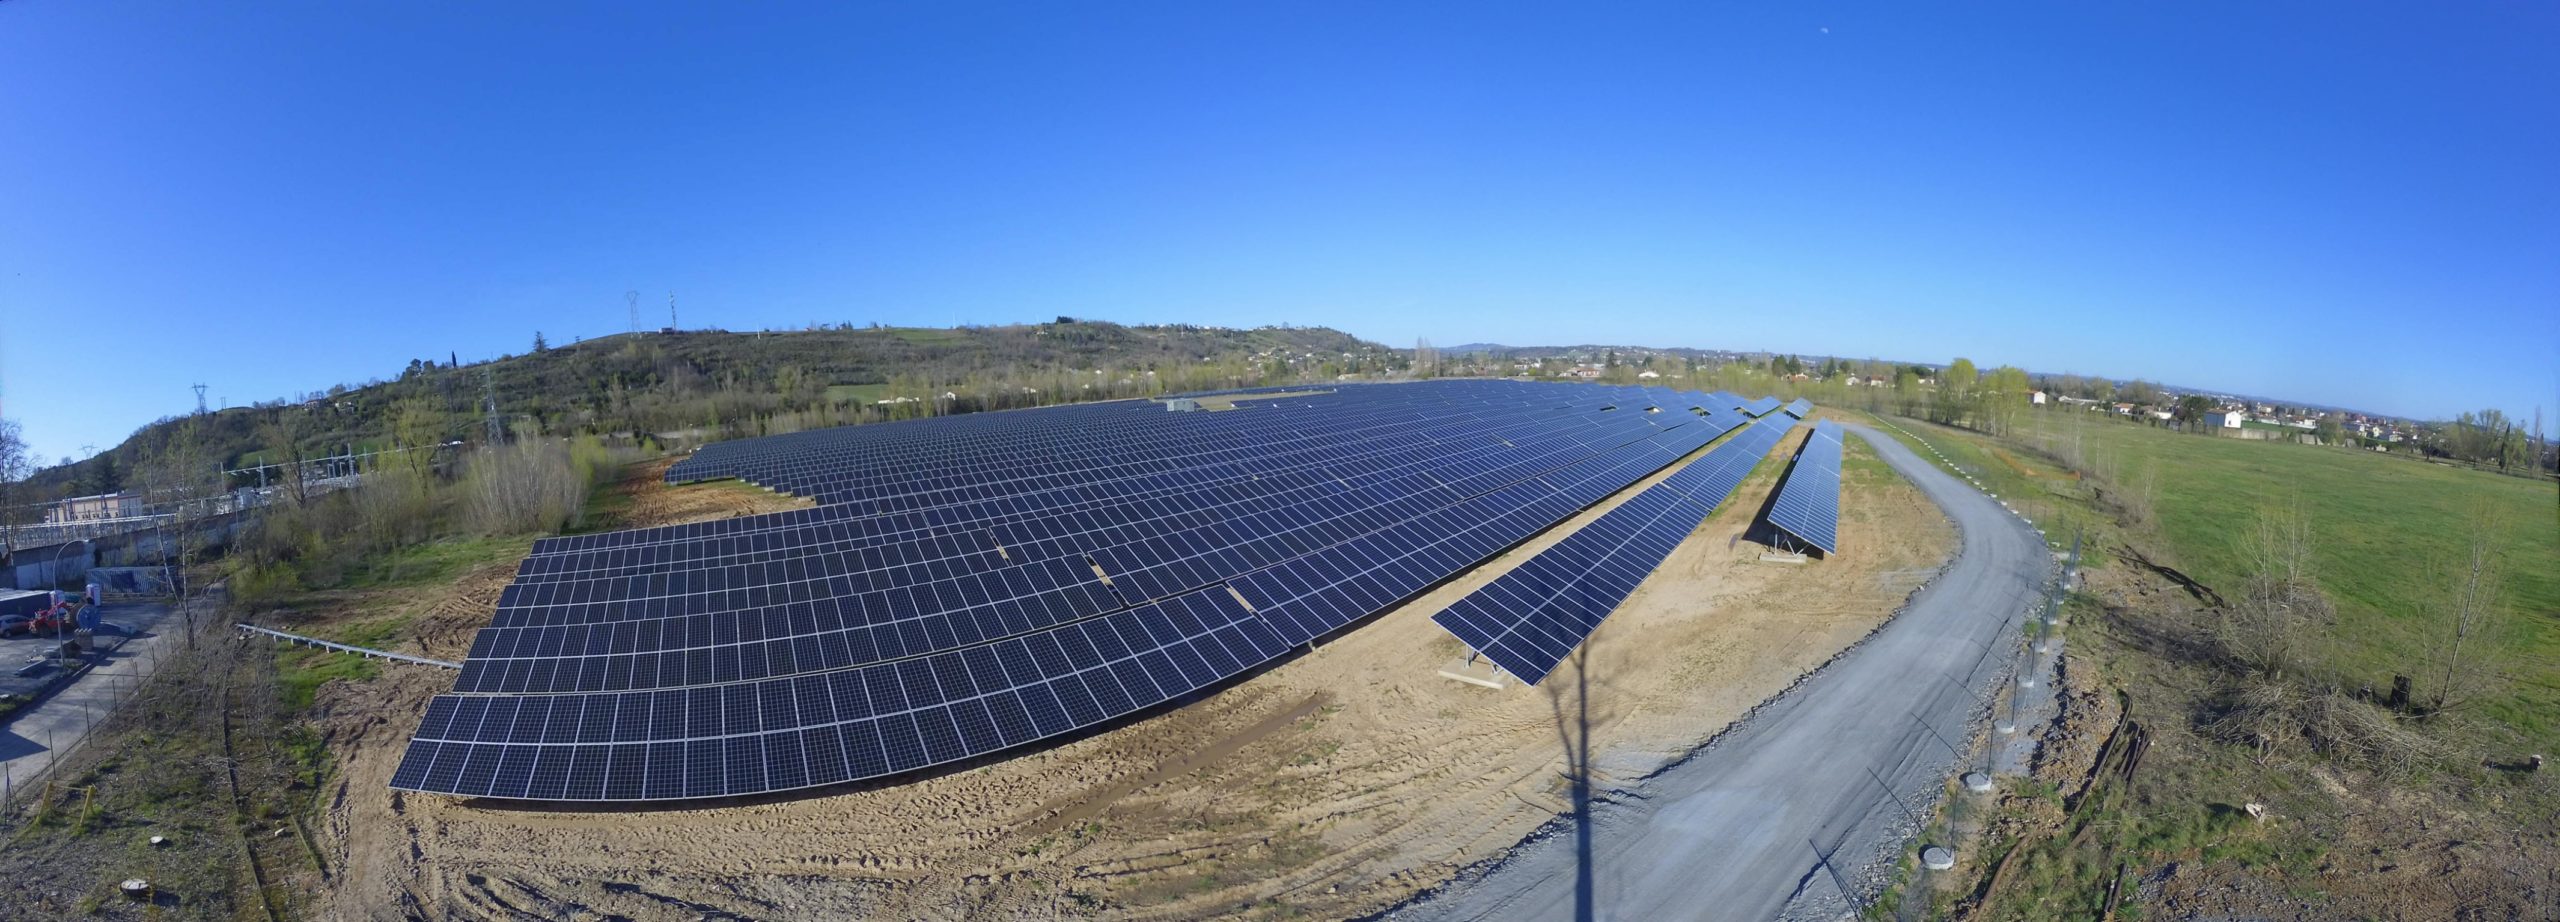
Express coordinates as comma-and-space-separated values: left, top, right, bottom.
307, 424, 1959, 921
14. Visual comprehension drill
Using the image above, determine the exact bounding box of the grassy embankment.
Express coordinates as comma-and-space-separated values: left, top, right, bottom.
1860, 408, 2558, 919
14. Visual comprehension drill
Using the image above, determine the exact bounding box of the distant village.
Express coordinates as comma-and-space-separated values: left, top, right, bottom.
1332, 342, 2541, 471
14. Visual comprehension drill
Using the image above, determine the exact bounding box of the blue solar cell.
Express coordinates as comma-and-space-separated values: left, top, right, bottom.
1765, 419, 1844, 554
1430, 416, 1800, 685
397, 380, 1787, 801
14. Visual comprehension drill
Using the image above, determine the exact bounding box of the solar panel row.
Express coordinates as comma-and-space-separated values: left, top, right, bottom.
395, 380, 1756, 800
1430, 414, 1800, 684
1741, 395, 1784, 417
1765, 419, 1845, 555
1781, 397, 1813, 419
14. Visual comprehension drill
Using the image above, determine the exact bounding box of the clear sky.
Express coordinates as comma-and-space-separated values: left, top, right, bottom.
3, 1, 2553, 462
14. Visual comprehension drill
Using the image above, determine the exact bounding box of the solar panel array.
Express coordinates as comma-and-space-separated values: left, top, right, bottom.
1765, 419, 1845, 555
1431, 413, 1800, 684
393, 380, 1760, 801
1742, 395, 1784, 417
1781, 397, 1813, 419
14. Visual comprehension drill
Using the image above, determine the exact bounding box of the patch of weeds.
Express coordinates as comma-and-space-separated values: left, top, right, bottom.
339, 535, 524, 589
1287, 741, 1341, 767
274, 647, 380, 711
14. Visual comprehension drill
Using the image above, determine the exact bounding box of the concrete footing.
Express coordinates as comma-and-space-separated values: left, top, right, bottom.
1921, 846, 1955, 870
1437, 658, 1510, 690
1962, 772, 1993, 792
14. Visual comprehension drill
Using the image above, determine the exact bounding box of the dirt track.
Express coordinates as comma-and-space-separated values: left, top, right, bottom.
307, 427, 1955, 920
1391, 422, 2051, 922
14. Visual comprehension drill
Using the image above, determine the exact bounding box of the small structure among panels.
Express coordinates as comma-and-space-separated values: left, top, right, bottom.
1765, 419, 1844, 555
1430, 416, 1798, 684
1781, 397, 1813, 419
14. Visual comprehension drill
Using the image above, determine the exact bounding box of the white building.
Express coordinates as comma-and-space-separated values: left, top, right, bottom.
2030, 390, 2048, 405
2205, 409, 2247, 429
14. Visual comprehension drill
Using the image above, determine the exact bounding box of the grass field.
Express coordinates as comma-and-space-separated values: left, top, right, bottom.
823, 382, 894, 404
1876, 410, 2559, 748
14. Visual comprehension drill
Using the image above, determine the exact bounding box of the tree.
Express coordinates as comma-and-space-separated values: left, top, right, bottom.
255, 411, 314, 506
2420, 500, 2510, 714
2313, 414, 2345, 446
2175, 395, 2213, 431
390, 398, 447, 484
79, 451, 123, 496
2218, 504, 2333, 682
0, 417, 31, 551
534, 331, 550, 353
1893, 369, 1922, 417
1982, 365, 2032, 436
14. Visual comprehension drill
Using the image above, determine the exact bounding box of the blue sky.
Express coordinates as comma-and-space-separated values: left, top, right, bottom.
3, 1, 2553, 462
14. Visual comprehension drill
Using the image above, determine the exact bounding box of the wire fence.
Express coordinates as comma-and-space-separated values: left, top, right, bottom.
0, 592, 219, 813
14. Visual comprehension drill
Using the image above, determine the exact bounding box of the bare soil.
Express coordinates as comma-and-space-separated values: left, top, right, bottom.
308, 430, 1958, 921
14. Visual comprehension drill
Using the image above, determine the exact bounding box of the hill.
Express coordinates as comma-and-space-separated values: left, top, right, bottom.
10, 320, 1399, 514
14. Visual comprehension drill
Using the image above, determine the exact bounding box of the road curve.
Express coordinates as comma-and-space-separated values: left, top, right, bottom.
1389, 422, 2051, 922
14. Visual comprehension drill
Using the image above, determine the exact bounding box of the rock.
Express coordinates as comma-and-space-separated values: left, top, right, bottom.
2244, 802, 2267, 821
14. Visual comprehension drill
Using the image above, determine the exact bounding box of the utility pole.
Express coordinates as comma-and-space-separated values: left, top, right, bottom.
191, 384, 208, 415
483, 367, 503, 443
668, 292, 678, 331
626, 290, 640, 335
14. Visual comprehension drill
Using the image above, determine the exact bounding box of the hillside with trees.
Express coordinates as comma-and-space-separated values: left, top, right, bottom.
8, 320, 1400, 515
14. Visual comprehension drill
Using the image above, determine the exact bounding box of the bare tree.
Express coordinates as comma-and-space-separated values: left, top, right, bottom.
254, 410, 313, 506
2216, 503, 2334, 682
0, 416, 31, 552
2421, 499, 2511, 714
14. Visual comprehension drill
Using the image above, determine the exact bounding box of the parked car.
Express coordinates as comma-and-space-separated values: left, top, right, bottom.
0, 615, 30, 637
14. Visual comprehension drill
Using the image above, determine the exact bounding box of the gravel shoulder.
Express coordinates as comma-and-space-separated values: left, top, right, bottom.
1389, 422, 2051, 922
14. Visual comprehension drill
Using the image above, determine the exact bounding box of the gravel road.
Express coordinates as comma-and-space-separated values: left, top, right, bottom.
1387, 422, 2051, 922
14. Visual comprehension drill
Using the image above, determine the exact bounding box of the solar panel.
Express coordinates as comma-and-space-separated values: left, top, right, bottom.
392, 585, 1292, 801
1781, 398, 1813, 419
1741, 395, 1783, 417
1430, 415, 1798, 684
393, 380, 1773, 801
1765, 419, 1844, 555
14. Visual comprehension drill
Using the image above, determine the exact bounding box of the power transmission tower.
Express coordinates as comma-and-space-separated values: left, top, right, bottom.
482, 368, 503, 442
668, 292, 678, 331
192, 384, 208, 415
625, 290, 640, 335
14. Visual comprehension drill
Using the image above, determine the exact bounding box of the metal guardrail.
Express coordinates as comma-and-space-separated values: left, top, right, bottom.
232, 623, 461, 670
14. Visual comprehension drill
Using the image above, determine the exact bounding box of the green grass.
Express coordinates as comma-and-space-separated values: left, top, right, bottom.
887, 327, 968, 345
1881, 410, 2560, 749
338, 535, 531, 590
274, 647, 379, 711
2071, 420, 2558, 743
823, 382, 894, 404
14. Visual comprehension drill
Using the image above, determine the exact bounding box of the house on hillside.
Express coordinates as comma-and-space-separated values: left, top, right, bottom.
1844, 375, 1866, 387
2030, 390, 2048, 405
2205, 409, 2247, 429
1637, 369, 1660, 379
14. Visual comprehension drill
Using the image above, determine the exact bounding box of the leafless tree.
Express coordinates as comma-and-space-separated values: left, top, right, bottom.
255, 410, 313, 506
2421, 499, 2511, 714
0, 416, 31, 551
2216, 503, 2334, 683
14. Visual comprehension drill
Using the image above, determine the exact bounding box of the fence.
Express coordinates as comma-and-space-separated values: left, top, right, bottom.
0, 593, 220, 812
